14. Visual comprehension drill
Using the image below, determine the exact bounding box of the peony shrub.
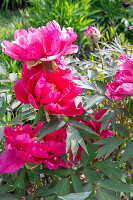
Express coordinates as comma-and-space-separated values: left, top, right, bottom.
0, 21, 133, 199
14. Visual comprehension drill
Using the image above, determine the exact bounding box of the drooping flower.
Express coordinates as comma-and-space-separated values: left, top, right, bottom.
70, 109, 114, 162
0, 123, 70, 174
105, 54, 133, 100
86, 26, 101, 44
1, 20, 78, 70
14, 62, 84, 116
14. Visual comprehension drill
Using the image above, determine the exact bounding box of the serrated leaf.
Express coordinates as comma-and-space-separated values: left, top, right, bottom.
121, 140, 133, 162
66, 126, 88, 159
59, 192, 91, 200
95, 180, 133, 192
95, 137, 123, 159
37, 120, 65, 141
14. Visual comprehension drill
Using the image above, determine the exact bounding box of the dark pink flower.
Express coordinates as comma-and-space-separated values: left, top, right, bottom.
1, 20, 78, 70
70, 109, 114, 162
0, 123, 70, 174
122, 1, 131, 7
129, 26, 133, 30
14, 63, 84, 116
105, 54, 133, 100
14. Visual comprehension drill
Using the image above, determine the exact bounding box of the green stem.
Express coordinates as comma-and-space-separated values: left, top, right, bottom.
96, 43, 104, 69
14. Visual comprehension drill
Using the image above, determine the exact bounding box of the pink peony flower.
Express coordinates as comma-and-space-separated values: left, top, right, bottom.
86, 26, 101, 44
14, 62, 84, 116
0, 123, 70, 174
1, 20, 78, 70
129, 26, 133, 30
70, 109, 114, 162
105, 54, 133, 100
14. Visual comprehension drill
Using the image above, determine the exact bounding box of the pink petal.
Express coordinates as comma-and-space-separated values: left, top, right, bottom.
0, 149, 24, 174
14, 79, 29, 104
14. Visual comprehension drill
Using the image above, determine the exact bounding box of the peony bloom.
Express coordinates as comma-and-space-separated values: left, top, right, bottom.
0, 123, 70, 174
86, 26, 101, 44
70, 109, 114, 162
129, 26, 133, 30
105, 54, 133, 100
1, 20, 78, 70
122, 1, 131, 7
14, 62, 84, 116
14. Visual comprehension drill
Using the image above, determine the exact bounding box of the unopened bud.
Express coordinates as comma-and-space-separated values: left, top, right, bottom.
86, 26, 101, 44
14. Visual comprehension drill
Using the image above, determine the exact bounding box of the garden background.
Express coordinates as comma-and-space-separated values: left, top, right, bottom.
0, 0, 133, 200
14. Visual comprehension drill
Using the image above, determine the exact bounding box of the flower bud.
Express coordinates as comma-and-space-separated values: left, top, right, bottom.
86, 26, 101, 44
122, 1, 131, 7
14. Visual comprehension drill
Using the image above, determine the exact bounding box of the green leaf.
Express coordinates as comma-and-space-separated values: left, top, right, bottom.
95, 137, 123, 159
94, 162, 126, 182
116, 108, 131, 119
37, 120, 65, 141
54, 178, 70, 196
84, 94, 105, 109
110, 110, 116, 130
115, 124, 129, 137
99, 110, 111, 132
0, 126, 4, 141
7, 110, 34, 125
81, 143, 99, 166
0, 184, 14, 195
32, 106, 44, 126
14, 169, 28, 190
96, 189, 120, 200
0, 194, 17, 200
121, 140, 133, 162
0, 84, 10, 93
0, 63, 7, 75
69, 120, 100, 139
83, 168, 100, 182
42, 167, 73, 176
73, 79, 96, 90
9, 73, 17, 81
66, 126, 88, 159
59, 192, 91, 200
71, 175, 82, 193
95, 180, 133, 192
0, 96, 7, 118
